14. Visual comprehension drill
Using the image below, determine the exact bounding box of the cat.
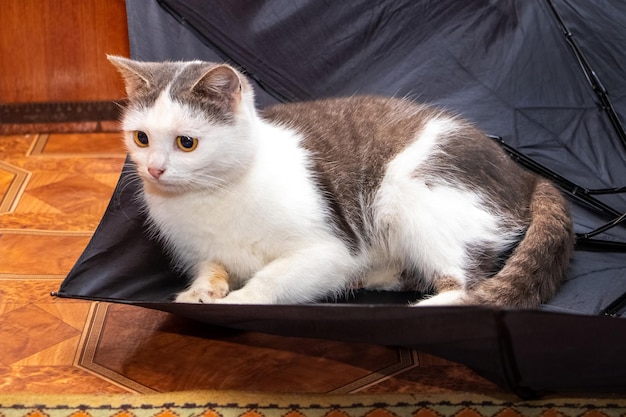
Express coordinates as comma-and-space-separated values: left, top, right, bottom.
109, 55, 574, 308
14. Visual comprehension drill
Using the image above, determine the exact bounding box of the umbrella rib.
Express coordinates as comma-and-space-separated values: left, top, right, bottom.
545, 0, 626, 152
488, 135, 626, 252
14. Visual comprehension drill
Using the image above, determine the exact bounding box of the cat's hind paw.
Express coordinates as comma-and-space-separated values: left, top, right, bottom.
414, 290, 465, 306
174, 262, 230, 303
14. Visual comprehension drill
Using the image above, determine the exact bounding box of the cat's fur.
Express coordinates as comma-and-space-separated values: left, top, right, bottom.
109, 56, 574, 307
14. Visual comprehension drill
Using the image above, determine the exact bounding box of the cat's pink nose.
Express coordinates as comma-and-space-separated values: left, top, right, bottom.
148, 167, 165, 179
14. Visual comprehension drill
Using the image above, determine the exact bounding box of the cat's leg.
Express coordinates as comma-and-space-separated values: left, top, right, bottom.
374, 178, 502, 306
175, 261, 230, 303
374, 189, 473, 307
215, 241, 356, 304
374, 190, 477, 307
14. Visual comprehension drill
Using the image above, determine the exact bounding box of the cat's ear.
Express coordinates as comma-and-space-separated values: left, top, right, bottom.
107, 55, 152, 99
190, 65, 244, 108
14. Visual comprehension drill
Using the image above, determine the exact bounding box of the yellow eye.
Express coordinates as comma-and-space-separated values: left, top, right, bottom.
176, 135, 198, 152
133, 130, 149, 147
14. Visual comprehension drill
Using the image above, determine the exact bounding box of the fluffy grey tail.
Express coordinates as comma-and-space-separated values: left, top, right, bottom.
467, 179, 575, 308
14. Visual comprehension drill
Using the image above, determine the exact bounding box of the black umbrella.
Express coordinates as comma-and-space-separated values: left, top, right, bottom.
57, 0, 626, 396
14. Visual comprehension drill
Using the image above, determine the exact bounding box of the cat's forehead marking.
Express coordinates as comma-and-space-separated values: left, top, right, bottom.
170, 62, 214, 91
168, 62, 235, 124
126, 62, 182, 109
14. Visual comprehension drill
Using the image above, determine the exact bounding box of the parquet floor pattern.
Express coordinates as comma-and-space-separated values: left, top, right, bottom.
0, 132, 503, 395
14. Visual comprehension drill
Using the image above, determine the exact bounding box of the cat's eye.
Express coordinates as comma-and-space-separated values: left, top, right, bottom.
133, 130, 149, 147
176, 135, 198, 152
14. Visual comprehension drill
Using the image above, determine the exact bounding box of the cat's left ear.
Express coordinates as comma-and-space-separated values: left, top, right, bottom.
190, 65, 244, 109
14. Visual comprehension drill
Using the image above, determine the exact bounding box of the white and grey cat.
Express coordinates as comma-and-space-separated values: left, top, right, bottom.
109, 56, 574, 308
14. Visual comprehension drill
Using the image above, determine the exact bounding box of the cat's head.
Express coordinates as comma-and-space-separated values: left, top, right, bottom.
109, 56, 257, 194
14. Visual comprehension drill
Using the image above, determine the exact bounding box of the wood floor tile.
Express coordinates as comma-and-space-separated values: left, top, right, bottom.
0, 234, 91, 275
21, 171, 72, 191
0, 169, 14, 197
0, 304, 80, 365
40, 133, 126, 155
0, 280, 65, 303
0, 303, 27, 316
23, 163, 121, 193
36, 301, 91, 330
1, 133, 125, 233
9, 192, 63, 215
12, 157, 125, 176
0, 365, 128, 394
13, 335, 81, 366
0, 161, 30, 214
0, 135, 35, 162
26, 175, 115, 215
0, 213, 105, 231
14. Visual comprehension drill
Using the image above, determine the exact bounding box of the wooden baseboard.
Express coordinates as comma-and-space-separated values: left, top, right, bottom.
0, 101, 124, 134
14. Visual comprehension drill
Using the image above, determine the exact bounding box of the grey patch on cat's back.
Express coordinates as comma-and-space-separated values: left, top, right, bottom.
418, 125, 536, 219
262, 96, 438, 248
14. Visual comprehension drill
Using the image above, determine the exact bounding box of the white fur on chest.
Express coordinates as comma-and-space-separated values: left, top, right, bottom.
143, 123, 333, 283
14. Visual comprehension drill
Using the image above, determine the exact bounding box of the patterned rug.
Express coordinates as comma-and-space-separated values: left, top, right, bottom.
1, 391, 625, 417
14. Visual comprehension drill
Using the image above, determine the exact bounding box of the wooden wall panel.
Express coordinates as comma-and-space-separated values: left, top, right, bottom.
0, 0, 129, 104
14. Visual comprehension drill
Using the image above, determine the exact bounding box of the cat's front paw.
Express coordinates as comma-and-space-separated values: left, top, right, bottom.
174, 261, 230, 303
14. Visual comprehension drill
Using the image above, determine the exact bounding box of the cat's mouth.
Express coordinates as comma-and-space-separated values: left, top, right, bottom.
141, 172, 183, 193
142, 173, 211, 195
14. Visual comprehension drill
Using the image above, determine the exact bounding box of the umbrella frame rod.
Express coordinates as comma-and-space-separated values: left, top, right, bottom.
587, 187, 626, 195
544, 0, 626, 254
545, 0, 626, 152
488, 135, 626, 252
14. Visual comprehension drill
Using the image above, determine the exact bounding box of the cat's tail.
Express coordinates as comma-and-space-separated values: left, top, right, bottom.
466, 178, 575, 308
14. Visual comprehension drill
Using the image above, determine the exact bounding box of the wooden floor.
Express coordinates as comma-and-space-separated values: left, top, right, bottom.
0, 131, 505, 395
